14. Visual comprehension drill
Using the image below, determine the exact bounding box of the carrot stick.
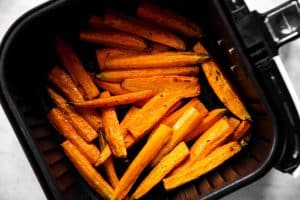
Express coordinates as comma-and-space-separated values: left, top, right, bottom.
56, 37, 100, 99
80, 30, 149, 51
103, 10, 186, 50
99, 130, 119, 188
150, 42, 170, 53
104, 52, 209, 70
121, 76, 200, 98
62, 140, 113, 199
193, 41, 208, 55
72, 90, 155, 108
127, 92, 180, 139
232, 121, 251, 141
48, 108, 100, 164
137, 1, 203, 38
184, 108, 227, 142
163, 142, 241, 191
228, 117, 241, 131
95, 80, 129, 95
97, 66, 199, 82
151, 106, 207, 167
112, 124, 172, 200
101, 91, 127, 159
87, 16, 113, 30
48, 88, 98, 142
132, 142, 189, 199
164, 100, 184, 118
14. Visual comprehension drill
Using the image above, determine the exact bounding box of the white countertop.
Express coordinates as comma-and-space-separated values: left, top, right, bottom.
1, 0, 300, 199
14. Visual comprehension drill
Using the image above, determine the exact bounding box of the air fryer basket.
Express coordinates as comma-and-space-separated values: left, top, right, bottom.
1, 0, 292, 199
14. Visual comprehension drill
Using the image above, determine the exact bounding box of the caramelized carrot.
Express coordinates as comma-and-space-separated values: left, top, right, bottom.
232, 121, 251, 141
193, 41, 208, 54
95, 80, 129, 95
228, 117, 241, 132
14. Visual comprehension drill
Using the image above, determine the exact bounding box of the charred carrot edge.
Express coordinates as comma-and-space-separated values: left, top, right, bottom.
95, 80, 129, 95
150, 42, 170, 53
56, 37, 100, 99
48, 108, 100, 164
232, 121, 251, 141
62, 140, 113, 199
193, 41, 208, 55
228, 117, 241, 132
184, 108, 227, 142
112, 124, 172, 200
132, 142, 189, 199
97, 66, 199, 82
163, 142, 241, 191
151, 106, 207, 167
103, 10, 186, 50
137, 1, 203, 38
48, 88, 98, 143
80, 30, 149, 51
101, 91, 127, 159
72, 90, 155, 108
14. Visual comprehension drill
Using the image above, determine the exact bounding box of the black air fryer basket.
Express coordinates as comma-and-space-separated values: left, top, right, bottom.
1, 0, 300, 199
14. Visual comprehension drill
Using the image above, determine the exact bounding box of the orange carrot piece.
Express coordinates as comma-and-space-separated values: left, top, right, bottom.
103, 10, 186, 50
184, 108, 227, 142
62, 141, 113, 199
80, 30, 148, 51
137, 1, 203, 38
164, 100, 184, 118
48, 108, 100, 164
232, 121, 251, 141
56, 38, 100, 99
97, 66, 199, 82
132, 142, 189, 199
193, 41, 208, 55
48, 88, 98, 143
150, 42, 170, 53
99, 130, 119, 188
112, 124, 172, 200
101, 91, 127, 159
87, 16, 113, 30
163, 142, 241, 191
151, 106, 207, 167
228, 117, 241, 131
72, 90, 155, 108
95, 80, 129, 95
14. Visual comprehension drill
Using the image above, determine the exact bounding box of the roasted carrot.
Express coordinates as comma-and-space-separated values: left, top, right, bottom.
162, 98, 207, 126
202, 60, 251, 120
163, 141, 241, 190
95, 80, 129, 95
112, 124, 172, 200
150, 42, 170, 53
48, 108, 100, 164
104, 52, 209, 70
48, 88, 98, 143
80, 30, 149, 51
103, 10, 186, 50
121, 76, 200, 98
62, 141, 113, 199
132, 142, 189, 199
228, 117, 241, 131
151, 106, 207, 166
184, 108, 227, 142
164, 100, 184, 118
99, 130, 119, 188
127, 92, 180, 139
97, 66, 199, 82
137, 1, 203, 38
232, 121, 251, 141
72, 90, 155, 108
56, 38, 100, 99
193, 41, 208, 54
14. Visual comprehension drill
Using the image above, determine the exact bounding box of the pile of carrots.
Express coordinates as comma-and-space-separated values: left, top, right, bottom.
47, 1, 252, 199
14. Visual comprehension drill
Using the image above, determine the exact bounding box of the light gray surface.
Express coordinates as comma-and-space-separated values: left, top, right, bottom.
1, 0, 300, 200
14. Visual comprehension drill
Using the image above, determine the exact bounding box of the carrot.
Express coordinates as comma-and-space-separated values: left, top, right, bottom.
48, 66, 84, 102
48, 88, 98, 142
202, 60, 251, 120
132, 142, 189, 199
184, 108, 227, 142
163, 141, 241, 191
48, 108, 100, 164
87, 16, 113, 30
193, 41, 208, 54
137, 1, 203, 38
104, 52, 209, 70
56, 38, 100, 99
150, 42, 170, 53
97, 66, 199, 82
228, 117, 241, 131
95, 80, 129, 95
164, 100, 184, 118
121, 76, 200, 98
232, 121, 251, 141
127, 92, 180, 139
162, 98, 207, 126
62, 141, 113, 199
80, 30, 149, 51
72, 90, 155, 108
112, 124, 172, 200
171, 117, 237, 176
77, 108, 103, 131
99, 130, 119, 188
151, 106, 207, 167
103, 10, 186, 50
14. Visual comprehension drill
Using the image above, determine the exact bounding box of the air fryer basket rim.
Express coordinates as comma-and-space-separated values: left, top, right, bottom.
0, 0, 282, 199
